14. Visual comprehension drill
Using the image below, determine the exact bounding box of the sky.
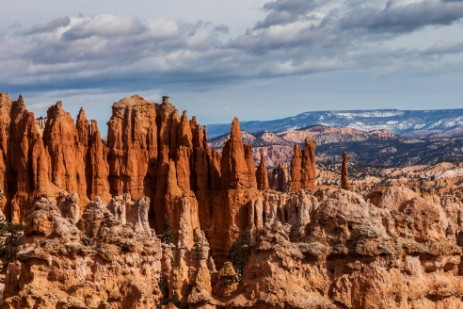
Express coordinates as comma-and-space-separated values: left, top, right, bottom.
1, 0, 463, 128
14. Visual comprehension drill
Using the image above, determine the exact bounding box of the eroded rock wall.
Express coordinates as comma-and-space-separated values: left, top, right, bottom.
1, 92, 462, 309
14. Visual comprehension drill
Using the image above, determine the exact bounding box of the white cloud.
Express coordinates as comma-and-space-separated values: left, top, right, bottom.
1, 0, 463, 95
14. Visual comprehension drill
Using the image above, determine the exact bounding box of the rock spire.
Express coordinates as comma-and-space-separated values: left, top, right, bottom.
341, 151, 350, 190
290, 138, 317, 191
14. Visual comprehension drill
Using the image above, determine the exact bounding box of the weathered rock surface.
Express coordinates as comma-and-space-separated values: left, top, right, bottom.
290, 138, 317, 192
341, 151, 350, 190
43, 101, 88, 205
4, 95, 55, 223
107, 95, 158, 199
2, 195, 162, 308
256, 154, 269, 190
233, 189, 463, 308
221, 118, 257, 190
1, 92, 462, 309
269, 163, 288, 192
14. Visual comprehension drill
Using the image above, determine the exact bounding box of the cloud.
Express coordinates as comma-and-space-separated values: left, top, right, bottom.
1, 15, 232, 91
236, 0, 463, 52
344, 0, 463, 33
423, 41, 463, 55
62, 15, 146, 40
1, 0, 463, 95
22, 16, 71, 35
256, 0, 321, 28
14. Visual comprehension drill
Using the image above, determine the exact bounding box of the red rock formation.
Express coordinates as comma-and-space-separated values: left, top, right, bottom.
221, 118, 257, 190
256, 154, 269, 190
158, 97, 179, 157
0, 93, 12, 212
341, 151, 350, 190
190, 119, 206, 191
290, 138, 317, 192
7, 96, 55, 222
270, 163, 288, 191
175, 146, 192, 192
107, 95, 158, 199
43, 101, 88, 204
76, 108, 89, 148
208, 148, 222, 191
153, 146, 171, 229
2, 196, 163, 308
3, 93, 463, 309
302, 138, 317, 190
88, 120, 110, 200
290, 144, 302, 192
178, 111, 193, 148
207, 118, 259, 265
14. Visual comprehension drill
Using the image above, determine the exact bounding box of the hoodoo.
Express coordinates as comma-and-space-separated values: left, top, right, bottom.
290, 138, 317, 192
220, 117, 257, 190
256, 154, 269, 190
43, 101, 88, 205
341, 151, 351, 190
290, 144, 303, 191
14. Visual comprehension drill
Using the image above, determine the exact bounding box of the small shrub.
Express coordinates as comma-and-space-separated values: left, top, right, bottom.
0, 222, 25, 273
161, 216, 174, 244
228, 230, 250, 279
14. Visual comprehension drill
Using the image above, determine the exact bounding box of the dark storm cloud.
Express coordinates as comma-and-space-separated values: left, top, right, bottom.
2, 0, 463, 93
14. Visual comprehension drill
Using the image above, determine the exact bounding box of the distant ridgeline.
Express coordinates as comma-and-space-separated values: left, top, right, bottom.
208, 109, 463, 167
207, 108, 463, 138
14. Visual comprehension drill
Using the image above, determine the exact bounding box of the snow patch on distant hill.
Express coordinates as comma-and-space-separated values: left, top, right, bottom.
206, 108, 463, 138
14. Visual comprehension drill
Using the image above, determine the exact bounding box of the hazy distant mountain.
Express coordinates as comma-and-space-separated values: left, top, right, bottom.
207, 109, 463, 138
209, 124, 463, 167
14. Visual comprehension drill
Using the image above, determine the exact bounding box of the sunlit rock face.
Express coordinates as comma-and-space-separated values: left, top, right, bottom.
0, 92, 462, 309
